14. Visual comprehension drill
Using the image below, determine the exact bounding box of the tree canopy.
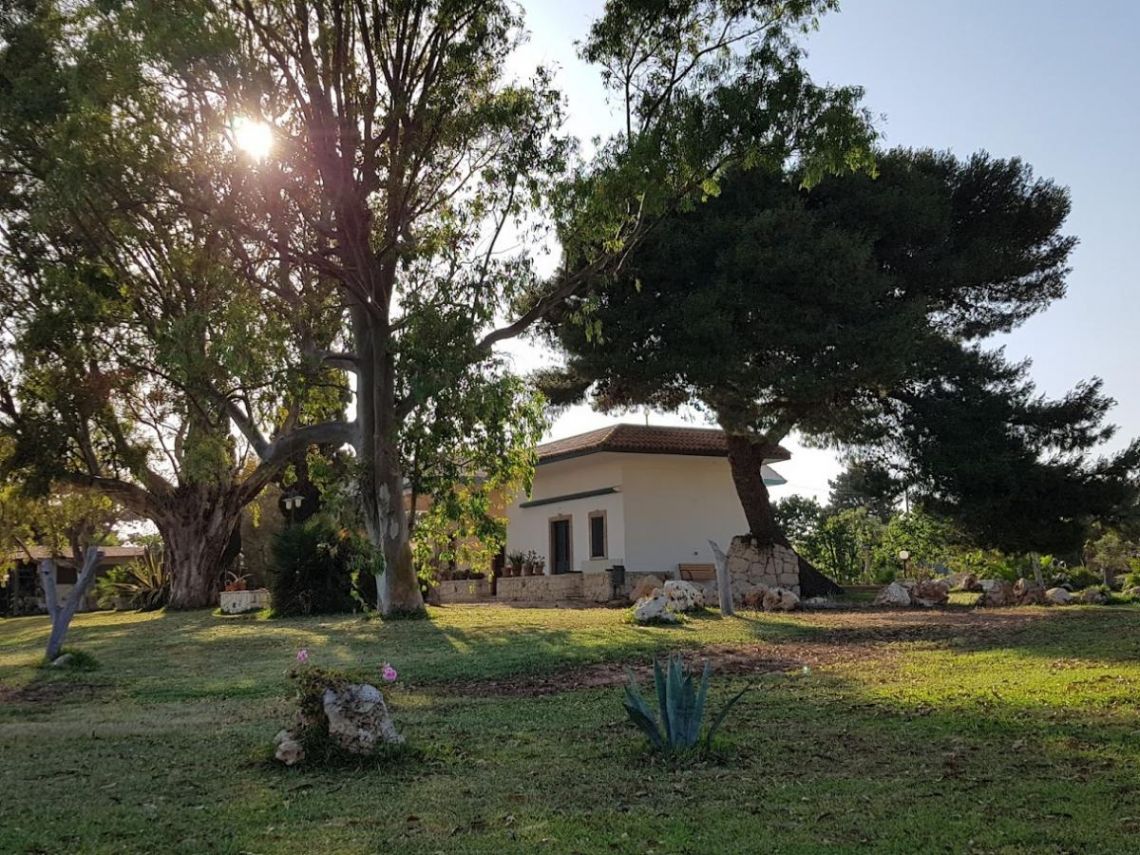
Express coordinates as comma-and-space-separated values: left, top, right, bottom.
543, 148, 1138, 556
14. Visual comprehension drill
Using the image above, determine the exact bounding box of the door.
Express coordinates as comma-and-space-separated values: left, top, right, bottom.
550, 518, 572, 574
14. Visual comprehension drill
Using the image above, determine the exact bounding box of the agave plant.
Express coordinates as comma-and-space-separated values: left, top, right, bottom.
623, 654, 748, 753
94, 548, 169, 610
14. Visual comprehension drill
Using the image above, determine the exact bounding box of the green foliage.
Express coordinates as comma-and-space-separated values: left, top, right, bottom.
269, 518, 375, 617
622, 654, 748, 754
39, 647, 99, 671
94, 548, 168, 610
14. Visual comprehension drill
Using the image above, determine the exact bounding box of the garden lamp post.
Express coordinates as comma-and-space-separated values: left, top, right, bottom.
283, 494, 304, 526
899, 549, 911, 578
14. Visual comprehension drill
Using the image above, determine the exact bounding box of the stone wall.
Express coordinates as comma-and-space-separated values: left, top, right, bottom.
725, 537, 801, 600
435, 578, 492, 604
496, 573, 585, 604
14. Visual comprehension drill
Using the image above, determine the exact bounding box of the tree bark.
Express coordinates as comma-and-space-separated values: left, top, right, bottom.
354, 306, 425, 616
158, 487, 244, 610
724, 433, 788, 548
723, 432, 842, 597
41, 548, 102, 661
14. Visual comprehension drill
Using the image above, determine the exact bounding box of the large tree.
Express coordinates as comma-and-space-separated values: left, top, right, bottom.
542, 149, 1138, 560
150, 0, 872, 613
0, 1, 348, 607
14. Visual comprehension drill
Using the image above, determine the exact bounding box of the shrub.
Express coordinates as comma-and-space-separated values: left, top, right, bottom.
1051, 565, 1101, 591
622, 654, 748, 754
94, 548, 168, 610
270, 517, 378, 616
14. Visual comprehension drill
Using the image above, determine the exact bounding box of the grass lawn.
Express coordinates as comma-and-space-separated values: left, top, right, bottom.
3, 603, 1140, 853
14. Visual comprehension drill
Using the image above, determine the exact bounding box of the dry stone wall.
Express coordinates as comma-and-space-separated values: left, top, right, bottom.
725, 536, 801, 601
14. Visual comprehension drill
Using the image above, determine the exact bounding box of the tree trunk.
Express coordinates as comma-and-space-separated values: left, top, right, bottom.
41, 548, 102, 661
724, 433, 788, 548
354, 306, 425, 617
723, 432, 843, 597
159, 489, 244, 610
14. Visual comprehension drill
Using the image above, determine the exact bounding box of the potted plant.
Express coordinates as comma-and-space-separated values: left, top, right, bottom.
534, 555, 547, 576
507, 551, 525, 577
522, 550, 537, 576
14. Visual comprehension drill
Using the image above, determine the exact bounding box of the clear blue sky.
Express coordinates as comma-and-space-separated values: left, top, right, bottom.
509, 1, 1140, 501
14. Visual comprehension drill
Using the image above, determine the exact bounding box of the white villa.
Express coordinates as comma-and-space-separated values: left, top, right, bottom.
505, 424, 788, 580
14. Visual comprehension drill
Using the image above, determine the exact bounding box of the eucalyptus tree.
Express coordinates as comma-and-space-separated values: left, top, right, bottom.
0, 1, 347, 607
187, 0, 874, 613
4, 0, 873, 614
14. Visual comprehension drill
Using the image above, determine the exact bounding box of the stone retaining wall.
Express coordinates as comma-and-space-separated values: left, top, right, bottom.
434, 578, 492, 603
496, 573, 585, 603
725, 537, 801, 599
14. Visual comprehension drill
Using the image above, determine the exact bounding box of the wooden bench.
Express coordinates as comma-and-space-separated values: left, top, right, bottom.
678, 563, 716, 583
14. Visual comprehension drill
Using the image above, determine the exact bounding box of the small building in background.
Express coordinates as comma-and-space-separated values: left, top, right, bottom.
505, 424, 787, 580
2, 546, 146, 616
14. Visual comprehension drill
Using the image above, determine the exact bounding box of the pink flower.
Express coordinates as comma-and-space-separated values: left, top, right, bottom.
381, 663, 398, 683
296, 648, 309, 664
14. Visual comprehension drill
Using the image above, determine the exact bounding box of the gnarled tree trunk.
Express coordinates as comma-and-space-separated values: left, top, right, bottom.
724, 432, 842, 597
158, 487, 244, 610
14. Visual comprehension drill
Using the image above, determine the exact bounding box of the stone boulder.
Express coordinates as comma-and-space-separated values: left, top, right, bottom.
322, 683, 404, 754
762, 587, 800, 612
1045, 587, 1073, 605
629, 575, 665, 601
632, 593, 681, 624
908, 579, 950, 608
1078, 587, 1109, 605
874, 581, 911, 607
1123, 586, 1140, 601
1013, 578, 1047, 606
663, 579, 705, 612
740, 585, 770, 610
980, 581, 1014, 607
952, 572, 982, 593
274, 729, 305, 766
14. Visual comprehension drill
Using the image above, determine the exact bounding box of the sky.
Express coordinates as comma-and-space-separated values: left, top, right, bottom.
501, 0, 1140, 503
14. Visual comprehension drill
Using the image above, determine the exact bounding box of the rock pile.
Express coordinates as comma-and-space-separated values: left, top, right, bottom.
631, 579, 706, 624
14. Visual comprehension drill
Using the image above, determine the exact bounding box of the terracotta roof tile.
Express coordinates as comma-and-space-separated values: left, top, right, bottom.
536, 424, 791, 465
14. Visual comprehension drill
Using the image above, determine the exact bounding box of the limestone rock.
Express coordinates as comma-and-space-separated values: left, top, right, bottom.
663, 579, 705, 612
909, 579, 950, 608
274, 735, 305, 766
1078, 587, 1108, 605
1013, 578, 1047, 606
952, 572, 981, 592
1045, 587, 1073, 605
740, 585, 770, 609
632, 593, 681, 624
762, 587, 800, 612
981, 581, 1014, 607
874, 581, 911, 607
322, 683, 404, 755
629, 575, 665, 601
1123, 586, 1140, 600
724, 537, 802, 598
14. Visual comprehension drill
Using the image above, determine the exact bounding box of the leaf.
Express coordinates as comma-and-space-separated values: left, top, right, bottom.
704, 685, 750, 751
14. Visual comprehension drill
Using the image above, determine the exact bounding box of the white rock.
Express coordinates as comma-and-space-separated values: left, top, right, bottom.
662, 579, 705, 612
322, 683, 404, 754
874, 582, 912, 607
1045, 587, 1072, 605
275, 738, 305, 766
632, 594, 681, 624
762, 588, 800, 612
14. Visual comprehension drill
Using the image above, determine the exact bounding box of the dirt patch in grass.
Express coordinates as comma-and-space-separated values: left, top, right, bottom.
438, 608, 1049, 697
0, 680, 101, 709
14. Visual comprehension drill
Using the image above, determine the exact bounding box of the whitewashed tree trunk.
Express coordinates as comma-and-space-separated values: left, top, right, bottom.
709, 539, 734, 617
40, 547, 103, 661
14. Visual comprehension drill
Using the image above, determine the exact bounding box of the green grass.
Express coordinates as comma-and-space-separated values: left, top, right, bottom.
3, 604, 1140, 853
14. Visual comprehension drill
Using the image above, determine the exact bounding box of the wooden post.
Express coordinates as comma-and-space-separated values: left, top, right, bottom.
709, 539, 734, 617
40, 547, 103, 662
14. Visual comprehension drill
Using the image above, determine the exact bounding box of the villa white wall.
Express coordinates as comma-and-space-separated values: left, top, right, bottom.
620, 455, 748, 576
505, 455, 626, 571
506, 452, 751, 576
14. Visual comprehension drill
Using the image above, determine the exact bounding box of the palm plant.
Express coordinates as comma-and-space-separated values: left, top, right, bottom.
94, 548, 169, 610
622, 654, 748, 754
